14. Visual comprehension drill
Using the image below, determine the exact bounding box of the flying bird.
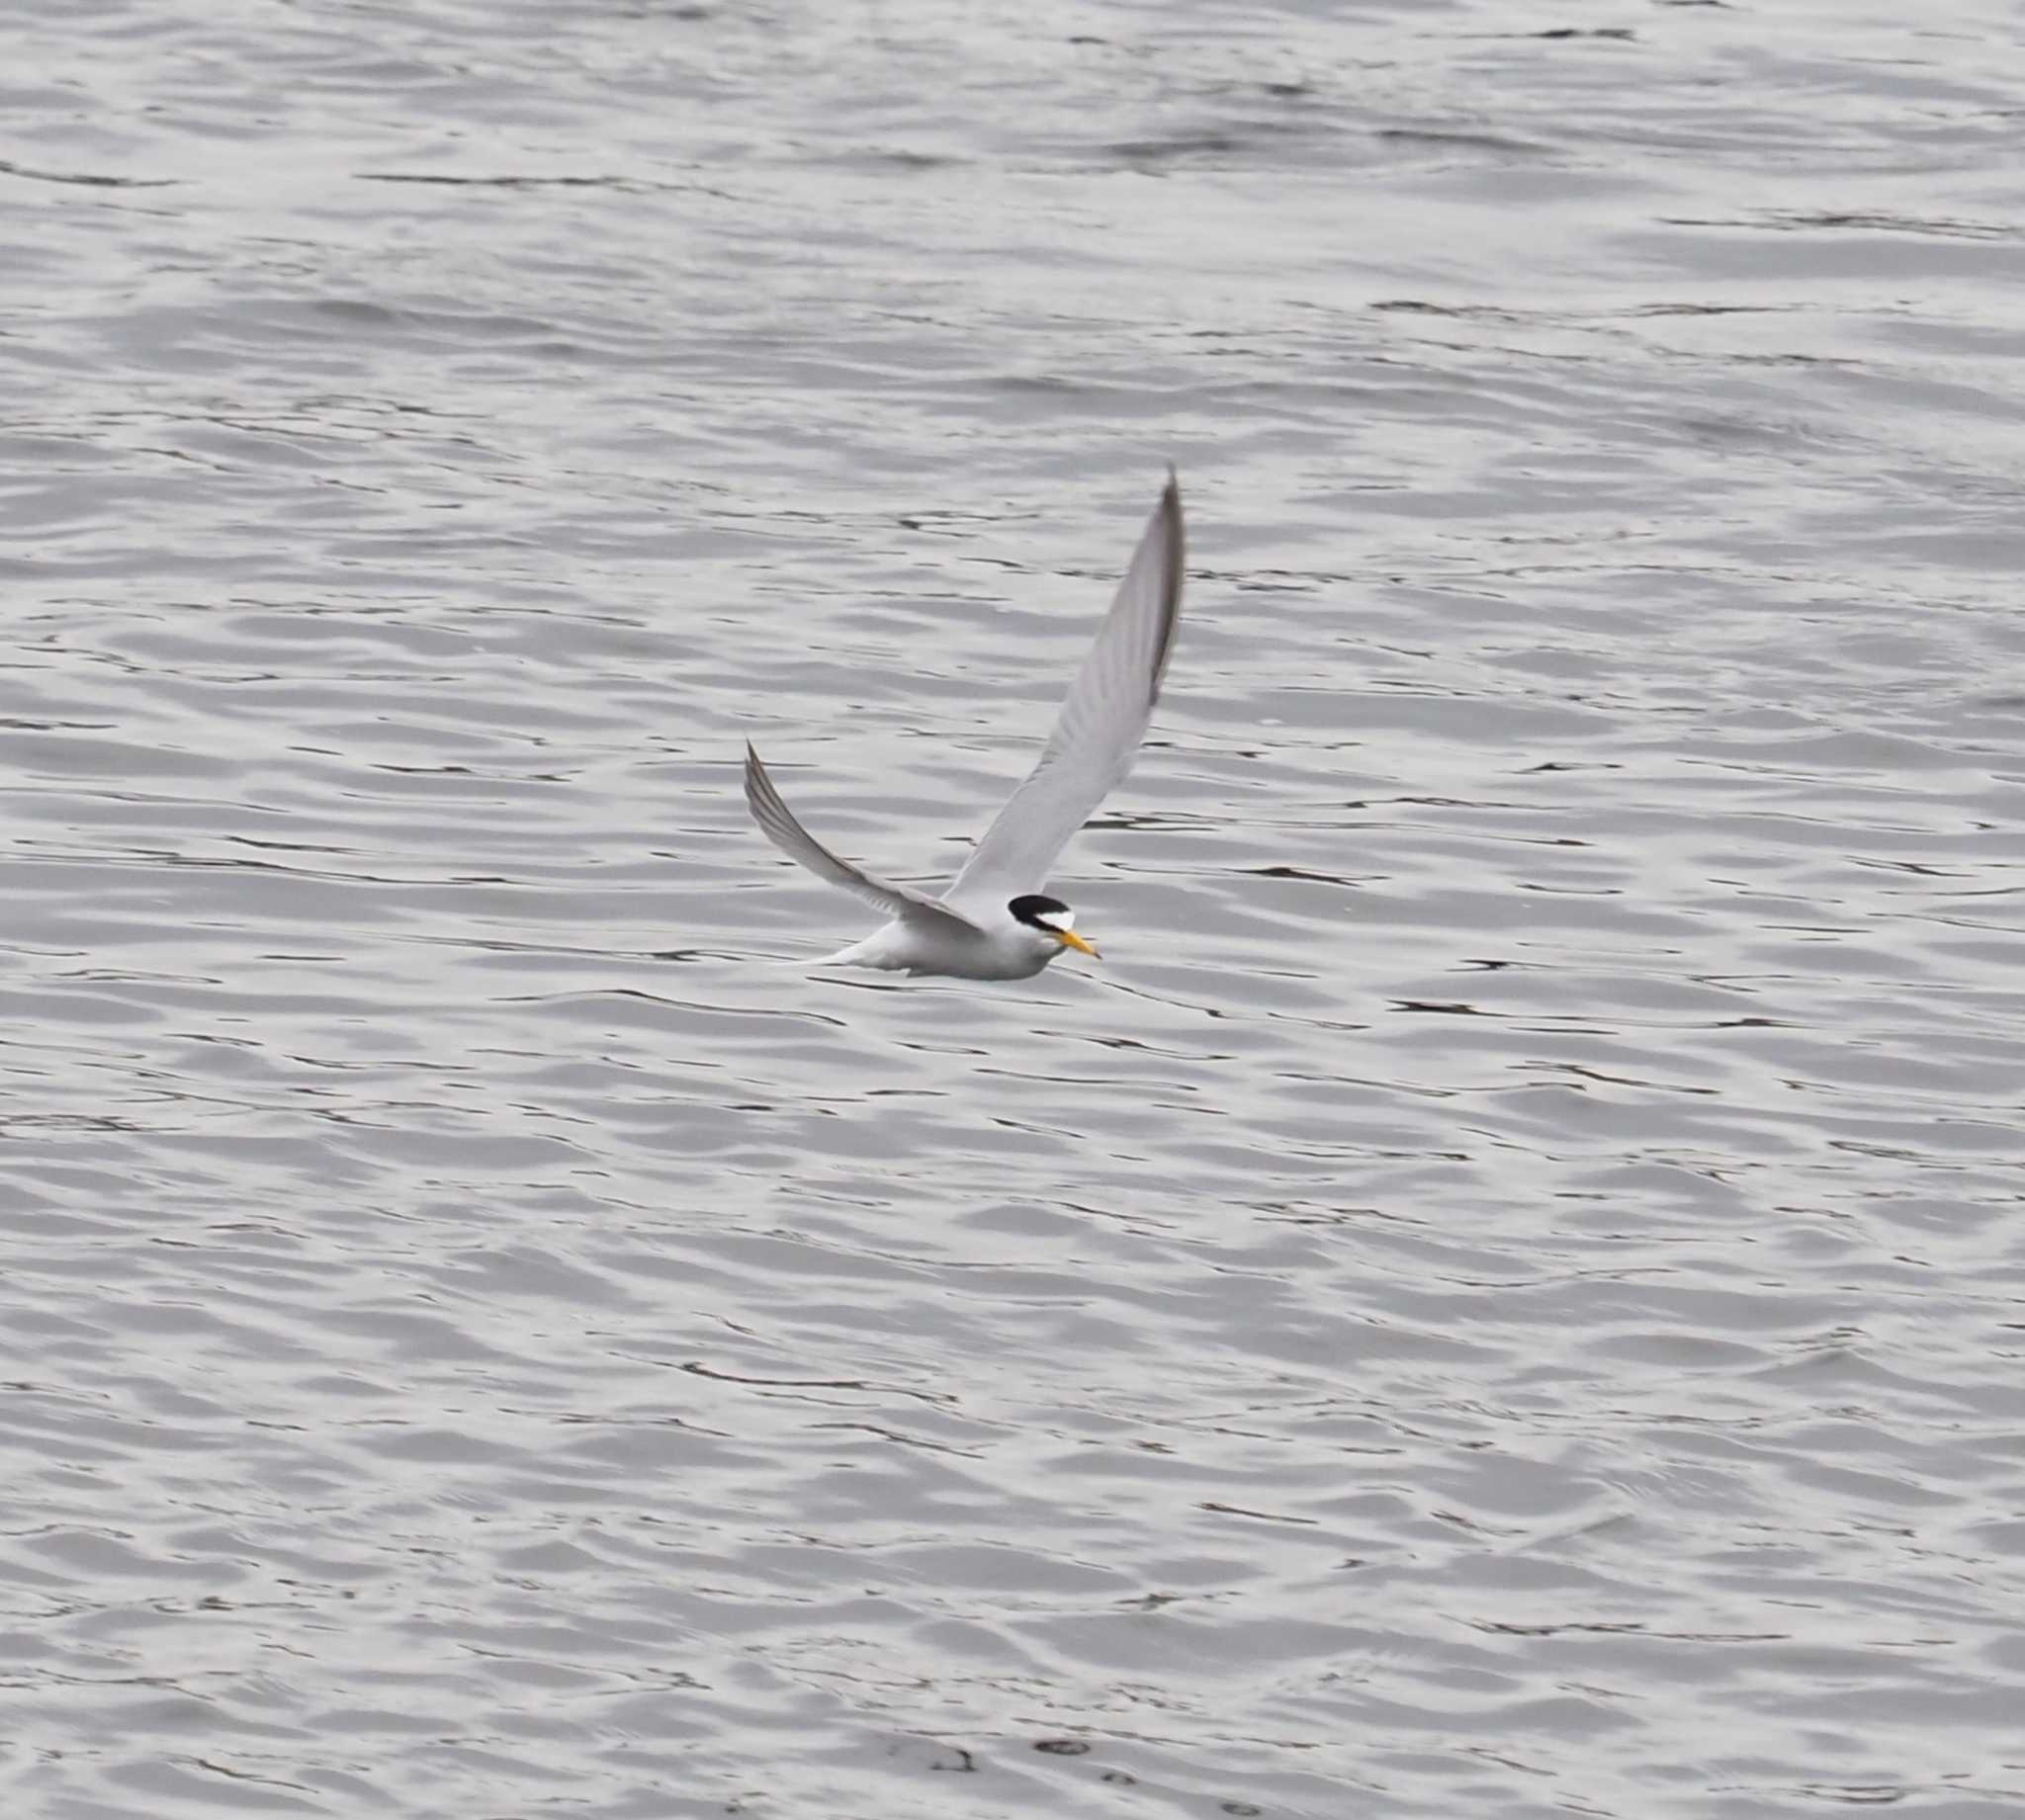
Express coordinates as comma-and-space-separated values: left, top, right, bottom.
744, 474, 1185, 978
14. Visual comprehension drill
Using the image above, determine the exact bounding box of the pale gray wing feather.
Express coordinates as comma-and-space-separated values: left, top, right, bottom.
943, 475, 1184, 912
744, 743, 984, 937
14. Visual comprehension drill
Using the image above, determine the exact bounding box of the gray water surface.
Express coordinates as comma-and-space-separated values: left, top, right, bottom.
4, 2, 2024, 1816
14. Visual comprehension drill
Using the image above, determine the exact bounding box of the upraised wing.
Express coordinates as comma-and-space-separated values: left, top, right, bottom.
942, 474, 1184, 914
744, 743, 985, 938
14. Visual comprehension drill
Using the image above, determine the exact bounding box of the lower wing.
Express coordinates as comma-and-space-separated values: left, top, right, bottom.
744, 743, 985, 940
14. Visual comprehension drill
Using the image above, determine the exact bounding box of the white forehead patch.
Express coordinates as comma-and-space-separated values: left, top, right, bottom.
1042, 907, 1074, 930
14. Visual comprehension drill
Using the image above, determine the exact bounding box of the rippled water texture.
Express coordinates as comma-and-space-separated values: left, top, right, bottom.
4, 1, 2024, 1815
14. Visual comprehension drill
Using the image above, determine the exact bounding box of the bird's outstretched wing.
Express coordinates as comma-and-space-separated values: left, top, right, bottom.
942, 474, 1185, 914
744, 743, 985, 937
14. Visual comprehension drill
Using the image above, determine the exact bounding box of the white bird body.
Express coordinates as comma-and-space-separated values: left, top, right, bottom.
743, 476, 1185, 980
817, 913, 1063, 980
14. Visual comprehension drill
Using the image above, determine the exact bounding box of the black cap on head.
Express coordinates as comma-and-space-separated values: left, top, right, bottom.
1009, 894, 1071, 928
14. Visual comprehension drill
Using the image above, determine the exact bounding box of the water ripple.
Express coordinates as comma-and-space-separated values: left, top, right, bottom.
4, 1, 2025, 1817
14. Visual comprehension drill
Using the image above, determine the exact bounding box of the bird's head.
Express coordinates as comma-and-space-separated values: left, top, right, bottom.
1009, 894, 1100, 960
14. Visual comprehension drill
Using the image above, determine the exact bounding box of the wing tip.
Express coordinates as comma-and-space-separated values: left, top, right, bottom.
1152, 468, 1185, 693
1157, 467, 1185, 581
743, 740, 779, 822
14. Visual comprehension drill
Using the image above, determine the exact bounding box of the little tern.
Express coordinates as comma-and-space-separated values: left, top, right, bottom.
744, 474, 1185, 978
